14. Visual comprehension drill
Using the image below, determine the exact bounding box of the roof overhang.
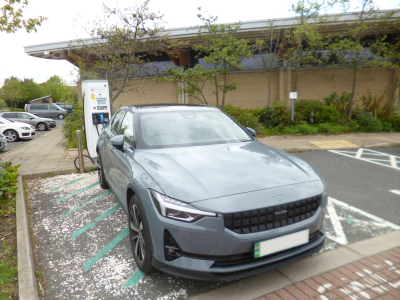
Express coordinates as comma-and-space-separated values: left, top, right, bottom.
24, 9, 400, 63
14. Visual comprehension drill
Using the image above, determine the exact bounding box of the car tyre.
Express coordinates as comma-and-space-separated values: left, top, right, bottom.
37, 122, 47, 131
97, 153, 109, 189
57, 113, 65, 119
3, 129, 18, 142
129, 195, 154, 273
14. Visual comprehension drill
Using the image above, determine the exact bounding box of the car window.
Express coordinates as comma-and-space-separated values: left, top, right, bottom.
65, 105, 73, 109
119, 112, 134, 145
17, 113, 31, 119
3, 113, 17, 118
111, 111, 125, 134
35, 105, 48, 110
50, 105, 58, 110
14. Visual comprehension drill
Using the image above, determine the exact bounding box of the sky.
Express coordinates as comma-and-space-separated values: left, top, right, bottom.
0, 0, 399, 87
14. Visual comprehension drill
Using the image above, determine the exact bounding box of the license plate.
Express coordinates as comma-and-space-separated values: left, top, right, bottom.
254, 229, 309, 258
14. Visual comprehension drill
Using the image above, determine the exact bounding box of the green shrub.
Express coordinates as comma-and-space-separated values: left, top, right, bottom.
381, 121, 395, 132
61, 105, 86, 149
356, 113, 383, 132
323, 92, 336, 106
318, 123, 329, 133
380, 115, 400, 131
224, 105, 264, 134
297, 124, 319, 134
357, 89, 394, 118
294, 100, 340, 124
324, 92, 352, 119
259, 102, 291, 128
0, 161, 19, 199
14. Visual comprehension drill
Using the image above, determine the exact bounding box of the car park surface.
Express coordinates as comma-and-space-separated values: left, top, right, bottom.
25, 146, 400, 299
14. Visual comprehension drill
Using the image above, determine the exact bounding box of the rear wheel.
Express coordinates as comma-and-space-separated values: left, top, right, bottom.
97, 153, 109, 189
129, 196, 153, 273
57, 114, 65, 119
3, 130, 18, 142
37, 122, 47, 131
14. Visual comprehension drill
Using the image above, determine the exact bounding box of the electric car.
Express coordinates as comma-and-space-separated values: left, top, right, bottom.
96, 104, 326, 280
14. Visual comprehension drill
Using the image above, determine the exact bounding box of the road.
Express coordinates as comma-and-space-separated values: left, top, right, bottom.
25, 146, 400, 300
0, 119, 64, 154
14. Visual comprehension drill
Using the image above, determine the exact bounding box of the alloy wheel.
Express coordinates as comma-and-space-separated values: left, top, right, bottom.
130, 204, 145, 264
37, 123, 46, 131
4, 130, 17, 142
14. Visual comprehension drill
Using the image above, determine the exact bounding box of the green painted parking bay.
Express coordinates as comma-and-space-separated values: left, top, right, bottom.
25, 172, 399, 300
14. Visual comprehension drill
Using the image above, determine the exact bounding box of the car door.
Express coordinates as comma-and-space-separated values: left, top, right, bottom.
108, 111, 135, 205
103, 110, 126, 192
36, 105, 48, 117
49, 105, 59, 118
17, 113, 35, 126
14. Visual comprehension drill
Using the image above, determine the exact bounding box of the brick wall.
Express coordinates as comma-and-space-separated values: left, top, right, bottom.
83, 67, 398, 110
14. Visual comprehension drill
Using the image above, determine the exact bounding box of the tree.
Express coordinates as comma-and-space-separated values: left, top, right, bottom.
327, 0, 383, 120
283, 0, 348, 92
1, 0, 46, 33
370, 17, 400, 114
0, 78, 22, 107
156, 9, 252, 111
42, 75, 77, 102
253, 20, 282, 108
74, 0, 173, 108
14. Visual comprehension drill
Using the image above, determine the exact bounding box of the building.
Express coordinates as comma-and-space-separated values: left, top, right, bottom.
24, 9, 400, 110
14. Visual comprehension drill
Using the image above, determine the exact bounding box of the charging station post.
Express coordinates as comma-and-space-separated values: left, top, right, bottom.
82, 80, 112, 160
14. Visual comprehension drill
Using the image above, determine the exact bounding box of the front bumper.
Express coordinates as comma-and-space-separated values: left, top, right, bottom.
48, 122, 56, 128
140, 189, 328, 281
20, 130, 36, 139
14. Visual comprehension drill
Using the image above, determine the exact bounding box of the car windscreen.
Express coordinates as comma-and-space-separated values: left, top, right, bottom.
138, 110, 252, 149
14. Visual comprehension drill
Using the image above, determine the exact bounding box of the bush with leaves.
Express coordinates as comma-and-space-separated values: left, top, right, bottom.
61, 105, 86, 149
259, 102, 291, 128
0, 161, 19, 199
357, 89, 393, 118
356, 113, 383, 132
294, 100, 340, 124
323, 92, 352, 119
379, 115, 400, 131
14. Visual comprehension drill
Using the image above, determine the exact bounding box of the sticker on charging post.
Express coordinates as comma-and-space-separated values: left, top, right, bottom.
91, 94, 96, 100
254, 229, 309, 258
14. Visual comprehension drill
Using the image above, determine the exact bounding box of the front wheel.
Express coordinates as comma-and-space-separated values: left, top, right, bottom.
129, 196, 153, 273
37, 122, 47, 131
3, 130, 18, 142
97, 153, 109, 189
57, 114, 65, 119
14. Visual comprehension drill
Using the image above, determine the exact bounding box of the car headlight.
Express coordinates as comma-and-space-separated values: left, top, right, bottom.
150, 190, 216, 222
20, 127, 30, 130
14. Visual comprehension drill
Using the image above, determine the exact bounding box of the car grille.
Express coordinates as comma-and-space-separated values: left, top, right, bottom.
223, 195, 322, 234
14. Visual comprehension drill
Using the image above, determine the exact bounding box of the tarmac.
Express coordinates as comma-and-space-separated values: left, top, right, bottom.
4, 127, 400, 300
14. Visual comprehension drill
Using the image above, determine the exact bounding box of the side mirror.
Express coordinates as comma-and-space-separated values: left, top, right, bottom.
246, 127, 256, 137
111, 135, 125, 149
29, 117, 34, 120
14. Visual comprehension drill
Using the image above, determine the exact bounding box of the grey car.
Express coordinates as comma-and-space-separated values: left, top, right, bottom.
0, 112, 56, 131
25, 103, 68, 119
97, 104, 327, 280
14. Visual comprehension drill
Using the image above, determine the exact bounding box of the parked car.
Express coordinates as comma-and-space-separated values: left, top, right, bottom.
96, 104, 327, 280
0, 112, 56, 131
0, 117, 36, 142
0, 133, 7, 151
24, 103, 68, 119
54, 102, 74, 113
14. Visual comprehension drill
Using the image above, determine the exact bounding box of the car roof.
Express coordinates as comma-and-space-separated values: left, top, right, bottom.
121, 104, 219, 113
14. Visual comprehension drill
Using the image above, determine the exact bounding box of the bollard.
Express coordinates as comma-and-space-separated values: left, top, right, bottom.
76, 130, 85, 174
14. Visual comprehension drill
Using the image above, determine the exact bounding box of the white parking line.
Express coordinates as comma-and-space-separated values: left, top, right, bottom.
326, 199, 348, 245
390, 190, 400, 196
329, 148, 400, 170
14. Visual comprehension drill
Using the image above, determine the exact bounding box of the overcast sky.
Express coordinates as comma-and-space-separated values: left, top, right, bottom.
0, 0, 399, 87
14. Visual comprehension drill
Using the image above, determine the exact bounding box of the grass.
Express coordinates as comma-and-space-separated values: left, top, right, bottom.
0, 196, 18, 299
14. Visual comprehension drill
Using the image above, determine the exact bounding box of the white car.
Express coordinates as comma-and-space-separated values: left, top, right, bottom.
0, 117, 36, 142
